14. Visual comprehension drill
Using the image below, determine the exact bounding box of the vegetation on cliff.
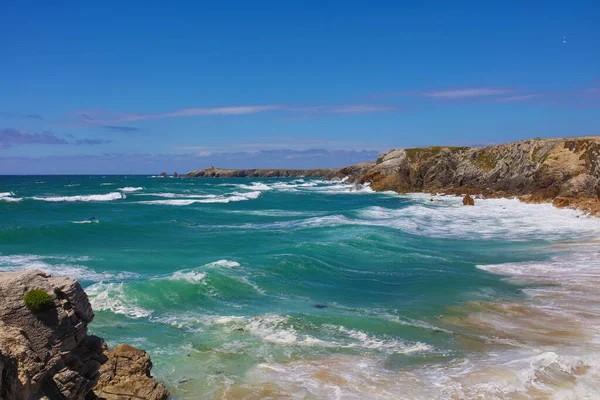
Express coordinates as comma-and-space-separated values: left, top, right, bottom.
23, 289, 54, 313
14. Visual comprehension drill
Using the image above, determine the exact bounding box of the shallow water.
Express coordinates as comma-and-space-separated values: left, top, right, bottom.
1, 176, 599, 399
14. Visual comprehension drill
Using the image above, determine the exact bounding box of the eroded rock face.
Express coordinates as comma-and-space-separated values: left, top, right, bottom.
91, 345, 169, 400
0, 270, 169, 400
335, 137, 600, 213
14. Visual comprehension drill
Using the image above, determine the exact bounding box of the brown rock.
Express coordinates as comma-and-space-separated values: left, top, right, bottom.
0, 270, 168, 400
553, 197, 571, 208
92, 344, 169, 400
463, 194, 475, 206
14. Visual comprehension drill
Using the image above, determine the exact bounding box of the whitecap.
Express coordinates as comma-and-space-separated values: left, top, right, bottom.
30, 192, 125, 202
87, 282, 153, 318
0, 254, 135, 282
118, 186, 144, 193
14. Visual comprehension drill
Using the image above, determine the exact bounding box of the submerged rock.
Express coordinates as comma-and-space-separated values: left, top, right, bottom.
463, 194, 475, 206
0, 270, 169, 400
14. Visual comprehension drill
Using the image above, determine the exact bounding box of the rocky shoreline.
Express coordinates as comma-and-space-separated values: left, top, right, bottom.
183, 166, 339, 179
0, 270, 169, 400
184, 137, 600, 215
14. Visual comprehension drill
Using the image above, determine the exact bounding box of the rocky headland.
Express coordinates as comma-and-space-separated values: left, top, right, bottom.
336, 136, 600, 215
0, 270, 169, 400
184, 137, 600, 214
184, 166, 339, 178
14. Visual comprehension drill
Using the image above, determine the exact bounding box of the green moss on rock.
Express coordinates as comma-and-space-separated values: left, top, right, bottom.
24, 289, 54, 312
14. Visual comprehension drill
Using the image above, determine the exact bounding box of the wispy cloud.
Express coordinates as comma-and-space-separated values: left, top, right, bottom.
73, 138, 112, 145
0, 112, 44, 121
494, 94, 540, 103
103, 125, 141, 132
0, 128, 109, 148
423, 88, 512, 99
0, 128, 67, 148
73, 103, 396, 126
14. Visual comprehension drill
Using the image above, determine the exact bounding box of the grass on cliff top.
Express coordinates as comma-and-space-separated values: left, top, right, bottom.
24, 289, 54, 312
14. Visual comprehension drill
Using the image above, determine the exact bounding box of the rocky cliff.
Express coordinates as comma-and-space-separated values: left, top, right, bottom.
337, 137, 600, 214
184, 167, 339, 178
0, 270, 169, 400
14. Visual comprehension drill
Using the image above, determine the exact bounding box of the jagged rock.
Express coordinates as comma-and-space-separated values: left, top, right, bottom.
159, 172, 168, 177
463, 195, 475, 206
91, 344, 169, 400
335, 137, 600, 214
172, 172, 178, 178
0, 270, 169, 400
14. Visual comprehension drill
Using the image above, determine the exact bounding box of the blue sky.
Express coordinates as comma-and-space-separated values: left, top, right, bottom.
1, 0, 598, 174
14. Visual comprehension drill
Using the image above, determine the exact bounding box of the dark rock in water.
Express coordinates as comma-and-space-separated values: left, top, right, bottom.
463, 194, 475, 206
173, 172, 179, 178
313, 304, 328, 309
159, 172, 168, 177
0, 270, 169, 400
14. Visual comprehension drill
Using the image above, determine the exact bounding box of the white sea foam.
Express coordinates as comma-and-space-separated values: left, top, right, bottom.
0, 254, 135, 282
139, 191, 261, 206
87, 282, 153, 318
169, 270, 208, 284
118, 186, 144, 192
31, 192, 125, 202
284, 196, 600, 241
0, 192, 22, 202
207, 259, 241, 268
236, 182, 273, 191
100, 182, 114, 186
64, 184, 80, 187
71, 219, 100, 224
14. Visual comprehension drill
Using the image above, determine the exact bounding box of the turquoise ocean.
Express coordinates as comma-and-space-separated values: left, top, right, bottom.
1, 176, 600, 399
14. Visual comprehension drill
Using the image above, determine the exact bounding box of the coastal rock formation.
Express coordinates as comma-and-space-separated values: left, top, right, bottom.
92, 344, 169, 400
463, 194, 475, 206
184, 166, 339, 179
0, 270, 168, 400
337, 137, 600, 214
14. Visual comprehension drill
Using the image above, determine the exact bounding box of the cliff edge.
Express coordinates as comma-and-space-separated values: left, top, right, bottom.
0, 270, 169, 400
336, 137, 600, 214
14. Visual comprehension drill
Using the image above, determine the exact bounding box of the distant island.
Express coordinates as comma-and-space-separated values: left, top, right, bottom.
184, 136, 600, 215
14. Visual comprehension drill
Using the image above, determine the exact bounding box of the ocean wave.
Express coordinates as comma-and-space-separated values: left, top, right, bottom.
87, 282, 153, 318
100, 182, 114, 186
30, 192, 125, 202
0, 254, 136, 282
349, 197, 600, 241
139, 191, 261, 206
211, 314, 431, 352
0, 192, 22, 202
71, 219, 100, 224
118, 186, 144, 192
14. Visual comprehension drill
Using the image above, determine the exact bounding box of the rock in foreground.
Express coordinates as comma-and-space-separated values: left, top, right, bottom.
0, 270, 169, 400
